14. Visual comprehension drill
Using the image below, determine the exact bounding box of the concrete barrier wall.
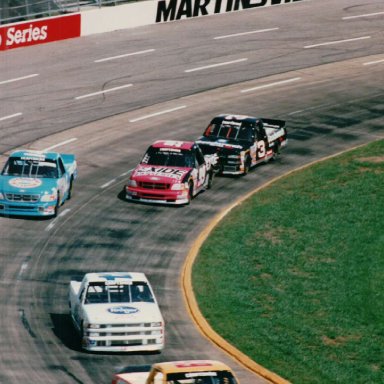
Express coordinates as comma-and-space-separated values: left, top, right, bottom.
0, 0, 304, 50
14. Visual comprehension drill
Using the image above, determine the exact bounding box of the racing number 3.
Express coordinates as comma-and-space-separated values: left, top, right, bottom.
257, 140, 266, 158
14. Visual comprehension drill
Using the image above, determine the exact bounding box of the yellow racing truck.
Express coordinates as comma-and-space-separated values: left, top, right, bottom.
111, 360, 240, 384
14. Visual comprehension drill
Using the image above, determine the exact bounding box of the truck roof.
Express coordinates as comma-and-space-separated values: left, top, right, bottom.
151, 140, 195, 150
9, 150, 60, 161
214, 114, 258, 124
82, 272, 148, 284
152, 360, 233, 374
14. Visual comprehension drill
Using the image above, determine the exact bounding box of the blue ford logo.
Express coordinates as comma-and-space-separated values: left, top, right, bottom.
108, 306, 139, 315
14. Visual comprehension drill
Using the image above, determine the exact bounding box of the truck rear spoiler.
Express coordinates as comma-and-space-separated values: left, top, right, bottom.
261, 118, 286, 129
60, 153, 76, 166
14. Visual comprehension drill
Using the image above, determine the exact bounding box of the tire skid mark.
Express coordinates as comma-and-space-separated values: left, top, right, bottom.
18, 308, 36, 338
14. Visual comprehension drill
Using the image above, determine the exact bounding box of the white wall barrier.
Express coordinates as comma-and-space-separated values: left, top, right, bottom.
0, 0, 304, 50
82, 0, 304, 35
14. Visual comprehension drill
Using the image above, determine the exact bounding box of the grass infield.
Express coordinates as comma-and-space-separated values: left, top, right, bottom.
192, 139, 384, 384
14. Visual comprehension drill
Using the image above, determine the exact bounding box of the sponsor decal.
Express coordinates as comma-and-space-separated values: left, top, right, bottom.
204, 140, 242, 149
136, 166, 188, 180
186, 372, 218, 378
0, 14, 81, 51
20, 153, 47, 161
99, 274, 132, 281
9, 178, 42, 189
175, 362, 213, 368
108, 306, 139, 315
156, 0, 303, 22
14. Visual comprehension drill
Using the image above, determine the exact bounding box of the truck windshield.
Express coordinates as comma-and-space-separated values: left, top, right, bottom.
142, 147, 195, 168
85, 282, 154, 304
2, 157, 58, 178
204, 123, 253, 142
167, 371, 238, 384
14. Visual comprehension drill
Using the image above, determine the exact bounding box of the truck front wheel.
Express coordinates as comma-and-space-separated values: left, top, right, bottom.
53, 192, 60, 217
67, 177, 73, 200
187, 181, 194, 204
243, 156, 251, 176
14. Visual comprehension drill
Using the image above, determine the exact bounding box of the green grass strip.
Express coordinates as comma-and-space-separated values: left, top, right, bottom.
193, 140, 384, 384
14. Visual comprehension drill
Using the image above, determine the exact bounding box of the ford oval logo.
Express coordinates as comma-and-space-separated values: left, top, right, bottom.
107, 306, 139, 315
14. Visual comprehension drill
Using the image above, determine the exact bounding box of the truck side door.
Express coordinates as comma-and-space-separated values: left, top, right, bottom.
57, 157, 69, 200
194, 146, 207, 188
255, 121, 267, 160
73, 286, 85, 327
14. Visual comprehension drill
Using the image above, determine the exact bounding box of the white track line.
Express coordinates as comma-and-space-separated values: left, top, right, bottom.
129, 105, 187, 123
42, 138, 78, 152
0, 112, 22, 122
343, 11, 384, 20
185, 58, 248, 73
75, 84, 133, 100
101, 169, 134, 189
45, 209, 71, 231
363, 58, 384, 66
0, 74, 39, 85
101, 179, 117, 189
241, 77, 301, 93
304, 36, 371, 49
214, 28, 279, 40
17, 262, 29, 279
94, 49, 155, 63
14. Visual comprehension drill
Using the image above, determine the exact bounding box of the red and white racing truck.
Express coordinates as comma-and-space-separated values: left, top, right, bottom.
126, 140, 217, 205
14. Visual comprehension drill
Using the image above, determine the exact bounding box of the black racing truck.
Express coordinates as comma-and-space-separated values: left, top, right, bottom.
196, 114, 287, 175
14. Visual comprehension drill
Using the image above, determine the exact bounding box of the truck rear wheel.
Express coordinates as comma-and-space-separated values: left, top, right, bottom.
206, 171, 214, 189
272, 143, 281, 160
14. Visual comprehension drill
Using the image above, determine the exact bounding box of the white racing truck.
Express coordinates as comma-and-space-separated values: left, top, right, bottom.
111, 360, 240, 384
69, 272, 164, 352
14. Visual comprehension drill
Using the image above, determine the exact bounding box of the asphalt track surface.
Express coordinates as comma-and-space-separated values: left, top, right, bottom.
0, 1, 383, 383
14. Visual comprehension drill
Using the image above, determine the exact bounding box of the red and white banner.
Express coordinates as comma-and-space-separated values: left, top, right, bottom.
0, 14, 81, 51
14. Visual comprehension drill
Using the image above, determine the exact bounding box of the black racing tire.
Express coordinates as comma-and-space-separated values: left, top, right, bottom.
187, 181, 194, 204
67, 177, 73, 200
272, 143, 281, 161
53, 192, 60, 218
243, 156, 251, 176
206, 171, 214, 189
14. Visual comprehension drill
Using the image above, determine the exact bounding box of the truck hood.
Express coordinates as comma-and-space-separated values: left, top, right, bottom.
131, 164, 191, 184
83, 302, 163, 324
0, 176, 57, 194
197, 137, 244, 150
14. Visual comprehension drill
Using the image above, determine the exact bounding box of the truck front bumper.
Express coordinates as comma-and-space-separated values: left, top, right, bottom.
82, 336, 164, 352
126, 188, 189, 205
0, 200, 57, 217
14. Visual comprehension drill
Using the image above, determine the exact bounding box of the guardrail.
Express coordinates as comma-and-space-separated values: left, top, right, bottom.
0, 0, 136, 25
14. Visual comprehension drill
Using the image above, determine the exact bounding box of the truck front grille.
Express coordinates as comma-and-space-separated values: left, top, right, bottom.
138, 182, 170, 190
6, 193, 40, 202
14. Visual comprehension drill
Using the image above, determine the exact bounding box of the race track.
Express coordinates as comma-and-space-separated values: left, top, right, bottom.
0, 1, 383, 383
